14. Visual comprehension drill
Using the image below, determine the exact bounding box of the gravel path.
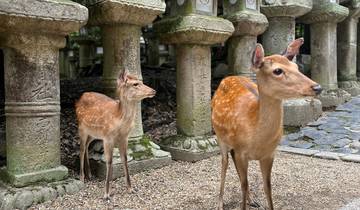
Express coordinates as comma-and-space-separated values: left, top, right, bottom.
33, 152, 360, 210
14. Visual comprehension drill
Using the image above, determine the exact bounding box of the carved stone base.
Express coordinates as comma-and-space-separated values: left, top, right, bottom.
283, 98, 322, 126
0, 178, 84, 209
316, 89, 351, 108
159, 135, 219, 162
89, 137, 172, 179
339, 81, 360, 96
0, 166, 68, 187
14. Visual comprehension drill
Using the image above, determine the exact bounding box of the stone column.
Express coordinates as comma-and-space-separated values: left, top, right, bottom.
299, 0, 351, 108
223, 0, 268, 79
154, 0, 234, 161
72, 36, 95, 71
261, 0, 323, 126
0, 49, 4, 160
87, 0, 171, 179
0, 0, 87, 186
337, 0, 360, 96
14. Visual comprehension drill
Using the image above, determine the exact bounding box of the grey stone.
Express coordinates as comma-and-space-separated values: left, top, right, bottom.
0, 0, 87, 186
289, 141, 314, 149
339, 198, 360, 210
312, 144, 333, 151
64, 183, 78, 195
31, 190, 42, 204
14, 190, 33, 210
332, 138, 352, 148
314, 151, 341, 160
277, 145, 319, 156
152, 148, 171, 158
150, 141, 160, 150
340, 154, 360, 162
197, 140, 207, 150
350, 141, 360, 149
303, 129, 328, 140
1, 194, 15, 210
283, 98, 323, 127
182, 139, 191, 149
55, 185, 66, 197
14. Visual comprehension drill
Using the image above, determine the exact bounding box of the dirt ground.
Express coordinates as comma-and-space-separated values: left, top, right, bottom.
33, 152, 360, 210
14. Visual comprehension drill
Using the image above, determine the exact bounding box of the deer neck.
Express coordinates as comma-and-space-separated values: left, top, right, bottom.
117, 97, 137, 123
256, 91, 283, 142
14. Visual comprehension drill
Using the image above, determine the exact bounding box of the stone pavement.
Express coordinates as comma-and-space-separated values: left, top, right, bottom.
281, 96, 360, 160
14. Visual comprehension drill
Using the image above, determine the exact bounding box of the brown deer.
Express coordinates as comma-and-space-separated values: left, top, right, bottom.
211, 38, 322, 210
75, 71, 156, 199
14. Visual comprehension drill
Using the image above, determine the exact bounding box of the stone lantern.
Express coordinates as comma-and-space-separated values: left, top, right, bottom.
0, 0, 88, 187
223, 0, 268, 78
299, 0, 351, 108
154, 0, 234, 161
338, 0, 360, 96
87, 0, 172, 179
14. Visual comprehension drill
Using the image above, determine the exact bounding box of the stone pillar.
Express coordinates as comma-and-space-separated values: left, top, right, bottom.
299, 0, 351, 108
87, 0, 171, 179
0, 0, 87, 186
144, 26, 161, 67
261, 0, 323, 126
337, 0, 360, 96
0, 49, 4, 160
72, 36, 95, 70
154, 0, 234, 161
223, 0, 268, 79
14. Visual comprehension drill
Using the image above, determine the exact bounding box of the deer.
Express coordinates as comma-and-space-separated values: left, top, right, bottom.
211, 38, 322, 210
75, 70, 156, 199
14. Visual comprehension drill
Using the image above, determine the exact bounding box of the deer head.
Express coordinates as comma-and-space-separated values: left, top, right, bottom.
117, 71, 156, 101
251, 38, 322, 100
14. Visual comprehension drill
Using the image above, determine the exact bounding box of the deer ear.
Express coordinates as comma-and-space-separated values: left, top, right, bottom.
282, 38, 304, 61
251, 44, 264, 71
117, 70, 128, 86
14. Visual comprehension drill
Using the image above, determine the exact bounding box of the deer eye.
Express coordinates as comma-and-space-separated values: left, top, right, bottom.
133, 83, 139, 87
273, 68, 283, 76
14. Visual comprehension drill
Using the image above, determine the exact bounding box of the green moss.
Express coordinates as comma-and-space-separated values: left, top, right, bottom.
128, 135, 155, 160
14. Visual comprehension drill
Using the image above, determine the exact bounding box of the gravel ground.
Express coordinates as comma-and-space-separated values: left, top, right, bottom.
33, 152, 360, 210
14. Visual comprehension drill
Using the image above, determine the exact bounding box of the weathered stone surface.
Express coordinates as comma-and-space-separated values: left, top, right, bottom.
299, 0, 349, 24
174, 45, 212, 136
224, 3, 268, 78
283, 98, 322, 126
277, 145, 319, 156
88, 0, 165, 26
262, 16, 295, 55
314, 151, 342, 160
160, 135, 219, 162
154, 14, 234, 45
225, 10, 268, 37
338, 1, 360, 96
316, 89, 351, 107
90, 136, 171, 178
14, 190, 33, 210
0, 1, 88, 186
0, 0, 88, 35
261, 0, 312, 18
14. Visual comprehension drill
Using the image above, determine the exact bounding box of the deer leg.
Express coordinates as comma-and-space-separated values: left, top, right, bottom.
103, 140, 114, 200
118, 139, 131, 192
78, 130, 88, 182
84, 137, 94, 179
218, 144, 229, 210
231, 150, 249, 210
260, 156, 275, 210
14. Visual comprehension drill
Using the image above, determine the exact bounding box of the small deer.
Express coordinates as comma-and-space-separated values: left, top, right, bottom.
75, 71, 156, 199
211, 38, 322, 210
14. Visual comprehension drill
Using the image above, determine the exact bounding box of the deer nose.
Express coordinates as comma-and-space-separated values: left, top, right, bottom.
312, 84, 322, 95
